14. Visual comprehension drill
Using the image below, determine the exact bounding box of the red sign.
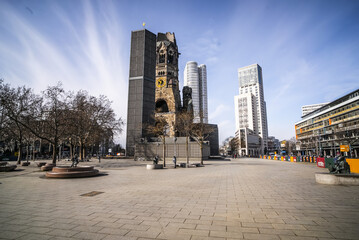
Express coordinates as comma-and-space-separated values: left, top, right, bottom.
317, 157, 325, 168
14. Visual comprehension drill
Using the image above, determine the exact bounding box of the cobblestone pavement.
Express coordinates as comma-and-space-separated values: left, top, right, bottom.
1, 158, 359, 240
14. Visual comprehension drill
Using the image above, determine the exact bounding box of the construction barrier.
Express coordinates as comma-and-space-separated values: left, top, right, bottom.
325, 158, 335, 168
260, 155, 324, 165
346, 158, 359, 174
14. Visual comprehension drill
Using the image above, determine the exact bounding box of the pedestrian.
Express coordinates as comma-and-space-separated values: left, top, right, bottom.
98, 153, 101, 163
173, 156, 177, 168
154, 155, 159, 165
71, 154, 79, 167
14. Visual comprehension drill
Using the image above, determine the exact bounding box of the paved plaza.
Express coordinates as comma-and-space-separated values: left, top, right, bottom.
0, 158, 359, 240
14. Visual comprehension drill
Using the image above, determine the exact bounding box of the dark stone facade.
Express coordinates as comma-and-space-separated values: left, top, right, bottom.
126, 29, 156, 156
207, 124, 219, 155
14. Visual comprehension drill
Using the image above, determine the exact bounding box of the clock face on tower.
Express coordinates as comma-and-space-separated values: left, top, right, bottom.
156, 78, 166, 88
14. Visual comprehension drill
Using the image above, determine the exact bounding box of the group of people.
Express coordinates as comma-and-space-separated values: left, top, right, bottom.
154, 155, 177, 168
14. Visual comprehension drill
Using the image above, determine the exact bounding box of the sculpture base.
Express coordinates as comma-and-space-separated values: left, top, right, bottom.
46, 166, 99, 178
36, 162, 47, 167
41, 164, 55, 171
0, 165, 17, 172
315, 173, 359, 185
146, 164, 163, 170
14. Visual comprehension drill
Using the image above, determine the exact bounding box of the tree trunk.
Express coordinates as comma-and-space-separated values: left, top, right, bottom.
17, 140, 22, 165
39, 139, 42, 158
52, 143, 57, 165
26, 143, 29, 162
162, 137, 166, 167
186, 136, 189, 168
32, 140, 35, 161
70, 142, 73, 160
80, 141, 84, 161
59, 143, 62, 161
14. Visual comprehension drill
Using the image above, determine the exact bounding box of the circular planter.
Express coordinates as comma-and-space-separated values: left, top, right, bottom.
315, 173, 359, 185
46, 166, 100, 178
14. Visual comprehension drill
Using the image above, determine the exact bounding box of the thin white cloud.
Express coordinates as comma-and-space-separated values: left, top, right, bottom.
0, 2, 128, 146
209, 104, 231, 121
181, 30, 220, 66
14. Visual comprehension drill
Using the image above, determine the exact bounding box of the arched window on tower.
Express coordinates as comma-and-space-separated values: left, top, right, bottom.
167, 50, 174, 64
156, 100, 169, 113
159, 54, 165, 63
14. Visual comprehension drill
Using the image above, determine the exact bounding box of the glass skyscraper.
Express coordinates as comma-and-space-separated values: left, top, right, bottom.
184, 61, 208, 123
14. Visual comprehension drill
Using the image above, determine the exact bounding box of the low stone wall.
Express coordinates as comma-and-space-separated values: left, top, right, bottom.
135, 137, 210, 161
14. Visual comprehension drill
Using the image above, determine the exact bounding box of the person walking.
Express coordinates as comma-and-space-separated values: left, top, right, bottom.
172, 156, 177, 168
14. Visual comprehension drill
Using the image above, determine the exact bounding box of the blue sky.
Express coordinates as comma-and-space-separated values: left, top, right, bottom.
1, 0, 359, 147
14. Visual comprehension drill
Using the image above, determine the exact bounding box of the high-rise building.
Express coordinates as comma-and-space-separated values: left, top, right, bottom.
126, 29, 156, 156
184, 61, 208, 123
234, 63, 268, 155
301, 103, 329, 116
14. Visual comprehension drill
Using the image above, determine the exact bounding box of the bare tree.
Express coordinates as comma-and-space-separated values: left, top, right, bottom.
146, 116, 169, 166
68, 91, 124, 160
176, 111, 193, 167
190, 121, 214, 165
28, 83, 70, 164
0, 80, 38, 164
1, 80, 124, 164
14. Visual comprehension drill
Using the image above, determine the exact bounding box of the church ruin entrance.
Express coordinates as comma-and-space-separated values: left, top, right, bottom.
156, 100, 169, 113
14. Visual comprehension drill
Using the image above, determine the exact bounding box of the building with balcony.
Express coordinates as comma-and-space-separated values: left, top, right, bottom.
295, 89, 359, 157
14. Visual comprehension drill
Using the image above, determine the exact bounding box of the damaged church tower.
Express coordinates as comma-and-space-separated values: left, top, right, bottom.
155, 32, 182, 136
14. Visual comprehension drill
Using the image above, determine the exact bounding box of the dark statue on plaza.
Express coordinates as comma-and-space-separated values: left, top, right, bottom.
328, 156, 351, 174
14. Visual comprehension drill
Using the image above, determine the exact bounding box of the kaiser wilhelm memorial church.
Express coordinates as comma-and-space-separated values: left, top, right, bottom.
126, 29, 218, 161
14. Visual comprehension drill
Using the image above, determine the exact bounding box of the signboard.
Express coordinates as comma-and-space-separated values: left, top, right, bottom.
340, 145, 349, 152
317, 157, 325, 168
